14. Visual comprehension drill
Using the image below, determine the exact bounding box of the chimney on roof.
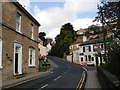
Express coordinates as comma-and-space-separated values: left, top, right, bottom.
83, 36, 87, 42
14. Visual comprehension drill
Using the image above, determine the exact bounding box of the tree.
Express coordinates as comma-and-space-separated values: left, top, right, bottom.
87, 25, 102, 35
94, 1, 120, 40
49, 23, 76, 58
95, 1, 120, 78
39, 32, 47, 46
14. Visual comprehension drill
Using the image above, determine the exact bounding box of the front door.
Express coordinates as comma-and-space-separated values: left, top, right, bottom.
14, 43, 22, 75
0, 39, 2, 68
15, 48, 19, 74
95, 57, 98, 66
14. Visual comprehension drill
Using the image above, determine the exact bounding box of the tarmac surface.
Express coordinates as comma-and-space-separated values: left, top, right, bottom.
2, 57, 101, 90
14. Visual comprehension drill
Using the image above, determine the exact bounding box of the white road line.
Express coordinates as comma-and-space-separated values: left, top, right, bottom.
39, 84, 48, 89
53, 75, 61, 81
51, 71, 53, 73
64, 72, 67, 75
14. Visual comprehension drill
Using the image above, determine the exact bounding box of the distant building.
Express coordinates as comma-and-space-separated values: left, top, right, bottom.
0, 1, 40, 81
76, 28, 86, 35
38, 43, 47, 61
79, 38, 109, 66
46, 43, 52, 54
67, 39, 83, 64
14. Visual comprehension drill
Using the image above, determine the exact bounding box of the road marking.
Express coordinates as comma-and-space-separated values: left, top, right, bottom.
76, 71, 86, 90
51, 71, 53, 73
39, 84, 48, 89
63, 72, 67, 75
67, 69, 70, 72
53, 75, 61, 81
82, 67, 87, 72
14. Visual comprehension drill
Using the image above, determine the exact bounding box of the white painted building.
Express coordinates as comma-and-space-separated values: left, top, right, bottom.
46, 43, 52, 54
79, 39, 109, 66
67, 39, 82, 64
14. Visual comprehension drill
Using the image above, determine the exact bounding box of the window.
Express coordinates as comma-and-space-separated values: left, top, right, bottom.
92, 57, 94, 61
29, 48, 35, 66
83, 47, 85, 52
101, 44, 104, 49
76, 44, 79, 49
85, 56, 87, 61
30, 23, 34, 39
81, 57, 83, 61
0, 39, 2, 68
88, 46, 91, 52
88, 55, 91, 61
16, 12, 21, 32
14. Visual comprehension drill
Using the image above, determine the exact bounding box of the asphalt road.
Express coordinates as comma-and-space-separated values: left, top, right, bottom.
7, 56, 84, 89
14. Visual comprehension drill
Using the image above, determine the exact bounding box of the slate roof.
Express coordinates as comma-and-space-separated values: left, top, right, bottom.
79, 38, 110, 46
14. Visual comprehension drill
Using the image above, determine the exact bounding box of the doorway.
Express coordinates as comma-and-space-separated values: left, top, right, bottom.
0, 39, 2, 68
14, 43, 22, 75
95, 56, 99, 66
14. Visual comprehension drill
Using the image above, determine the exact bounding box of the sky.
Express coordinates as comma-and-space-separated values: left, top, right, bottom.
17, 0, 101, 40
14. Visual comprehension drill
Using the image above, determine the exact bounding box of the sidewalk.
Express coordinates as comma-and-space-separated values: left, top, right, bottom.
84, 66, 101, 89
2, 59, 58, 89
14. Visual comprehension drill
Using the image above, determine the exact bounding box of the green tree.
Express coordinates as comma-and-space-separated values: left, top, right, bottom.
49, 23, 76, 58
95, 1, 120, 78
39, 32, 47, 46
87, 25, 102, 35
94, 1, 120, 39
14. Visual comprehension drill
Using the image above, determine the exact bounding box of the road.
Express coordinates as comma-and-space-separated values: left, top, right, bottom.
7, 56, 85, 89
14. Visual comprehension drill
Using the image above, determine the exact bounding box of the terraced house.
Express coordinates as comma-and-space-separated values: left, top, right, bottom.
0, 1, 40, 81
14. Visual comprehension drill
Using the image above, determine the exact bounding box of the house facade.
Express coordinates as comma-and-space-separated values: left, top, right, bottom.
79, 39, 109, 66
38, 43, 47, 61
0, 2, 40, 81
67, 39, 82, 64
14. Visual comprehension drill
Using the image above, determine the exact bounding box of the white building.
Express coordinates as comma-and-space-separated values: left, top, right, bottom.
46, 43, 52, 54
67, 39, 82, 64
79, 39, 109, 66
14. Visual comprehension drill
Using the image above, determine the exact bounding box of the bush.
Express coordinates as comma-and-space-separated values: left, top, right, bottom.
104, 41, 120, 79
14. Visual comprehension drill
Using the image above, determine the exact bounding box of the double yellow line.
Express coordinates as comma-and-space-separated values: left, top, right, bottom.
76, 69, 87, 90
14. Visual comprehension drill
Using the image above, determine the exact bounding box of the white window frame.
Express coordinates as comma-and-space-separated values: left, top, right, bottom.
0, 39, 2, 68
30, 23, 34, 39
28, 48, 35, 67
16, 12, 21, 32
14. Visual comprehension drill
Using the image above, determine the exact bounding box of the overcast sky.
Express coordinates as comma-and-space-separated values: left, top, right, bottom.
17, 0, 101, 39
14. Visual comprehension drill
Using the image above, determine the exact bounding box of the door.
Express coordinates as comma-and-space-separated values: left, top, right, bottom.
0, 39, 2, 68
95, 57, 98, 66
14, 43, 22, 75
15, 48, 19, 74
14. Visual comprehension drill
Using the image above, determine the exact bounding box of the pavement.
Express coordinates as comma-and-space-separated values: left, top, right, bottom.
2, 59, 58, 89
84, 66, 101, 89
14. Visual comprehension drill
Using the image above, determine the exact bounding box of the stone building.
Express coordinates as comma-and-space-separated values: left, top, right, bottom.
0, 2, 40, 81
